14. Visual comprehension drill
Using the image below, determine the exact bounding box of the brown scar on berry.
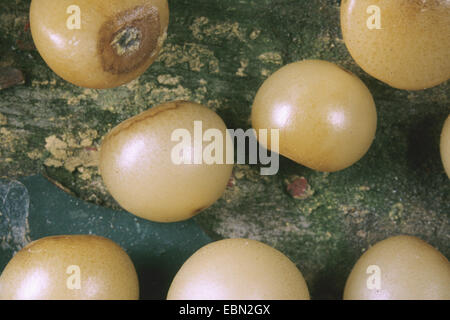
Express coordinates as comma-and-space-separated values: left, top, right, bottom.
285, 176, 314, 200
192, 206, 207, 216
98, 5, 161, 75
104, 101, 182, 140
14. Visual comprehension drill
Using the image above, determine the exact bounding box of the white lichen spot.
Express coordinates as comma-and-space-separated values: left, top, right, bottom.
64, 148, 98, 172
44, 130, 99, 173
62, 133, 79, 148
82, 88, 99, 100
190, 17, 246, 42
0, 128, 21, 152
357, 230, 367, 238
146, 82, 192, 104
207, 99, 221, 111
194, 86, 208, 99
258, 52, 283, 65
158, 43, 220, 73
45, 135, 68, 160
27, 149, 42, 160
79, 169, 93, 181
62, 88, 99, 106
260, 68, 271, 77
236, 59, 249, 77
189, 16, 209, 40
79, 129, 98, 148
0, 113, 7, 126
125, 79, 140, 91
389, 203, 404, 222
209, 59, 220, 73
157, 74, 181, 86
44, 158, 63, 168
249, 29, 261, 40
66, 96, 81, 106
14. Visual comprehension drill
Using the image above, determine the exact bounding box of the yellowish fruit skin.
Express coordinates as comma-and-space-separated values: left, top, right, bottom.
441, 115, 450, 178
343, 235, 450, 300
341, 0, 450, 90
99, 101, 233, 223
251, 60, 377, 172
167, 238, 310, 300
30, 0, 169, 89
0, 235, 139, 300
